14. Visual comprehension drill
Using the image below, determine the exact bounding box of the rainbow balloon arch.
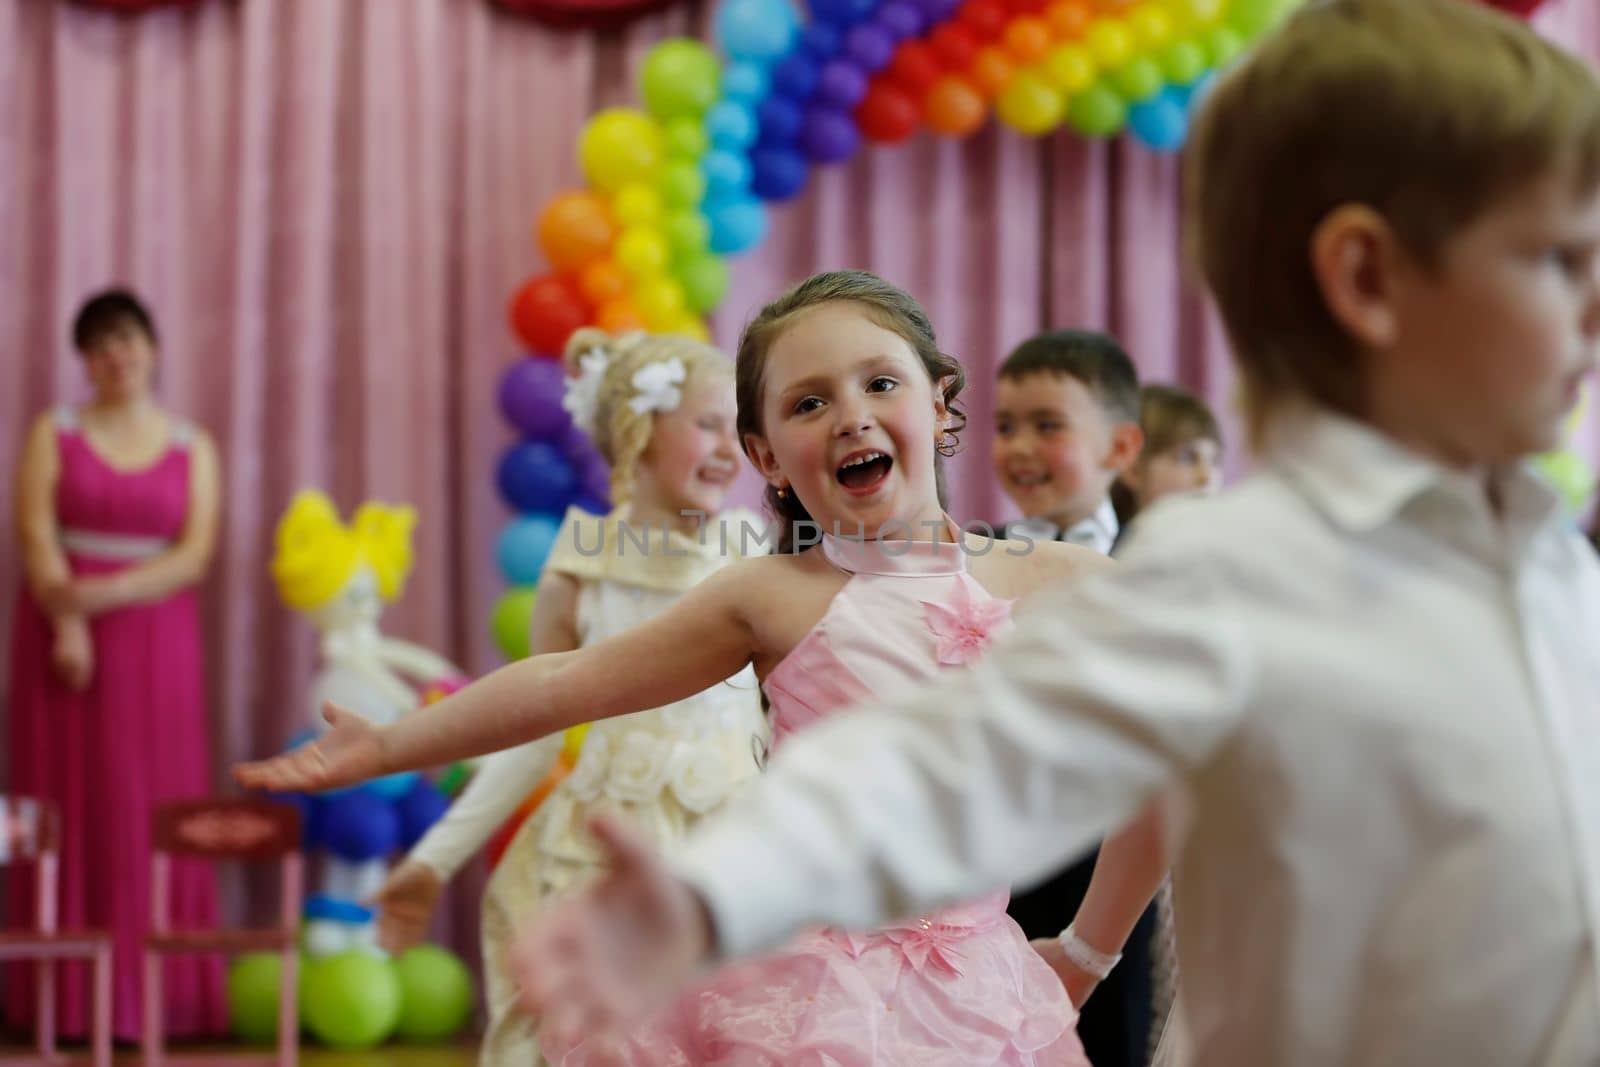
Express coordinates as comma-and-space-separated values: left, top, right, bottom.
485, 0, 1551, 656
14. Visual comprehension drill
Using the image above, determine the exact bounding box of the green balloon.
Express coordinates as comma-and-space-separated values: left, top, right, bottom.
1204, 25, 1246, 67
659, 161, 707, 209
678, 254, 730, 314
394, 945, 476, 1043
1066, 85, 1128, 138
664, 117, 709, 161
1112, 57, 1164, 103
641, 39, 721, 121
663, 211, 711, 261
490, 586, 536, 661
1227, 0, 1297, 37
227, 953, 285, 1044
301, 951, 402, 1050
1159, 40, 1207, 87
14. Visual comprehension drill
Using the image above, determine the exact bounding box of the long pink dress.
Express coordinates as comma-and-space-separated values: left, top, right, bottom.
5, 408, 226, 1040
550, 531, 1089, 1066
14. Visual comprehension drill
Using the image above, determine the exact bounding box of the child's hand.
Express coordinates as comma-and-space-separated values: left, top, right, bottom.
1031, 936, 1100, 1010
50, 616, 94, 692
371, 860, 444, 954
512, 811, 714, 1053
233, 702, 386, 792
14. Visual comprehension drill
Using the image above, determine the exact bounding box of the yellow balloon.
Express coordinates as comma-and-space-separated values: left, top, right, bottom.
996, 71, 1066, 136
615, 227, 670, 277
636, 277, 687, 328
1085, 20, 1133, 68
1043, 43, 1097, 95
562, 724, 589, 763
1129, 7, 1173, 50
613, 183, 663, 228
579, 109, 664, 194
664, 312, 711, 342
1160, 0, 1222, 30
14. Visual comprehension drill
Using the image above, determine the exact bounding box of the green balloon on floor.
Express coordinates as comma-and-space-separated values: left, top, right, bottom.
300, 950, 402, 1049
226, 952, 285, 1044
394, 944, 476, 1042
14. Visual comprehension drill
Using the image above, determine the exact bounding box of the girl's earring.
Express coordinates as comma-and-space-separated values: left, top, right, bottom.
775, 485, 789, 501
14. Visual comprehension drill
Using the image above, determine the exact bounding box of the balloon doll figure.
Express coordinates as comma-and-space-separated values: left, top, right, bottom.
269, 490, 466, 956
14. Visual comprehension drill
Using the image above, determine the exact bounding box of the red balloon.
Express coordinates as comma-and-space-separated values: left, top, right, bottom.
956, 0, 1008, 40
509, 274, 592, 354
856, 83, 922, 142
887, 42, 943, 95
929, 24, 980, 72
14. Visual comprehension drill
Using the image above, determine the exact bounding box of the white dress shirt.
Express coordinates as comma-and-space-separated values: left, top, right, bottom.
675, 411, 1600, 1067
1005, 496, 1121, 557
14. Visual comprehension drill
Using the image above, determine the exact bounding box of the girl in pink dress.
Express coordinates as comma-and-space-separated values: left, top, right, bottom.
237, 271, 1174, 1065
8, 291, 226, 1040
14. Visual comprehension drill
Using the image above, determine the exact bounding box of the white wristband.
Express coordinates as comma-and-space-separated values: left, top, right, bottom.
1057, 923, 1121, 980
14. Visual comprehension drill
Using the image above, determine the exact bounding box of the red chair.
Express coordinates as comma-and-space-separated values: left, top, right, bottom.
0, 795, 112, 1067
142, 798, 302, 1067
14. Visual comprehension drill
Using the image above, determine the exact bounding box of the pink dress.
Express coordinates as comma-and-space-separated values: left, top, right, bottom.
5, 408, 226, 1040
550, 531, 1089, 1066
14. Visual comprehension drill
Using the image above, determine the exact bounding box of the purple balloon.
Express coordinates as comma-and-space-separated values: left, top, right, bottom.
844, 24, 895, 73
816, 60, 868, 110
801, 108, 860, 164
875, 0, 923, 41
912, 0, 958, 23
498, 358, 571, 442
771, 54, 819, 101
580, 452, 612, 504
751, 147, 811, 201
558, 421, 595, 463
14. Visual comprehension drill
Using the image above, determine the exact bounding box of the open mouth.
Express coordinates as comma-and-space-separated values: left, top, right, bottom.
1006, 470, 1052, 489
837, 450, 893, 492
697, 465, 737, 487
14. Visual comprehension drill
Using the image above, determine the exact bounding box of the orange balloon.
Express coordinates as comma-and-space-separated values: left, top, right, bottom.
1002, 18, 1052, 65
924, 76, 987, 136
536, 192, 617, 274
579, 258, 630, 305
1045, 0, 1092, 38
969, 46, 1015, 99
597, 297, 645, 334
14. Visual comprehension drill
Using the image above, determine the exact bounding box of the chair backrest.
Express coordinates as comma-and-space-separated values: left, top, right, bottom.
0, 796, 57, 866
150, 798, 303, 934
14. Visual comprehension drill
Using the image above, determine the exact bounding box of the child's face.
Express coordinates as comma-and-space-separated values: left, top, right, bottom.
992, 371, 1138, 527
80, 318, 156, 403
1356, 170, 1600, 466
634, 375, 742, 519
745, 303, 951, 538
1125, 436, 1223, 509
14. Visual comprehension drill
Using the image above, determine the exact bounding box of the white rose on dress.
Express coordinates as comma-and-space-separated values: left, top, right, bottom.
604, 730, 673, 805
670, 744, 737, 814
563, 732, 611, 803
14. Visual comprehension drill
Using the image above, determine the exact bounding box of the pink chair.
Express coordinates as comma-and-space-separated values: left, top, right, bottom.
141, 798, 303, 1067
0, 795, 113, 1067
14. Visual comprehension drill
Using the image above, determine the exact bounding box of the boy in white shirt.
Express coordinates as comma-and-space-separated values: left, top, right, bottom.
510, 2, 1600, 1064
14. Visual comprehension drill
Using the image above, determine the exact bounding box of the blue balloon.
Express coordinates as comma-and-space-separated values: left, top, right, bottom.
497, 357, 570, 442
801, 108, 860, 164
1171, 72, 1217, 111
770, 54, 819, 101
714, 0, 800, 62
756, 95, 805, 145
1129, 93, 1189, 152
875, 0, 922, 41
496, 440, 576, 513
321, 791, 400, 863
362, 771, 420, 801
706, 101, 758, 151
722, 62, 770, 104
702, 149, 753, 196
844, 23, 895, 73
396, 779, 450, 850
810, 0, 877, 26
801, 22, 842, 60
705, 195, 769, 254
751, 147, 810, 201
573, 493, 611, 517
496, 513, 563, 585
277, 792, 326, 851
815, 60, 868, 110
579, 452, 612, 504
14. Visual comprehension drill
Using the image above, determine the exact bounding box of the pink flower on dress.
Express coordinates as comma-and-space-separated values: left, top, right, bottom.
881, 919, 970, 977
922, 578, 1013, 667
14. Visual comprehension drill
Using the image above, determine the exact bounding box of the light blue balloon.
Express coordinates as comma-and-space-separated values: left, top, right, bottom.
722, 62, 770, 105
706, 101, 758, 151
1129, 92, 1189, 153
702, 149, 753, 196
495, 513, 563, 585
1170, 72, 1217, 112
714, 0, 800, 64
705, 195, 769, 254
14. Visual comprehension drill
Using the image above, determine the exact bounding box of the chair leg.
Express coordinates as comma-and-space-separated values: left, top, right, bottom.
93, 944, 113, 1067
143, 949, 163, 1067
277, 947, 299, 1067
36, 956, 56, 1057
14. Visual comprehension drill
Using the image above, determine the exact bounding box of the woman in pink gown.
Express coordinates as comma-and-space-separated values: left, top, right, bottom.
7, 290, 226, 1040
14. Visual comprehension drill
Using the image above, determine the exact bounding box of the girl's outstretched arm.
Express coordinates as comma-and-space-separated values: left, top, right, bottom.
234, 561, 759, 793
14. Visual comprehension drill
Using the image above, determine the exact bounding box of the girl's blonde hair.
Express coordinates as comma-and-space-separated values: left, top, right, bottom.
271, 490, 415, 611
563, 328, 733, 508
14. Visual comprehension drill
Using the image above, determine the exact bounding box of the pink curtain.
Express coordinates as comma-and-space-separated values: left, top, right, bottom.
2, 0, 1597, 970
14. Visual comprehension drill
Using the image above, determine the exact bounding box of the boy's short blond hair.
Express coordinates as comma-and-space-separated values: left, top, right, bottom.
1188, 0, 1600, 444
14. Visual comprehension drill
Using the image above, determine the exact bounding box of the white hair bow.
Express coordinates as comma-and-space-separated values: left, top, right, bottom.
562, 347, 610, 435
628, 358, 687, 417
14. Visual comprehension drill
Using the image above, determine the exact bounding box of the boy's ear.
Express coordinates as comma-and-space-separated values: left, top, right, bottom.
1105, 421, 1144, 475
743, 432, 786, 491
1311, 203, 1404, 352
